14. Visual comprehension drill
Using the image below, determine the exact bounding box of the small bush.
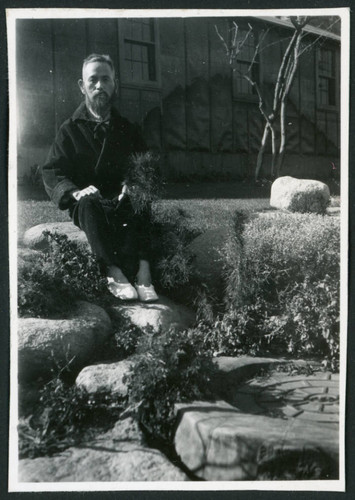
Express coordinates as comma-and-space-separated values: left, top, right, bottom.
197, 211, 340, 365
150, 206, 198, 291
226, 212, 340, 307
18, 231, 107, 318
125, 152, 163, 214
18, 378, 124, 458
126, 327, 216, 443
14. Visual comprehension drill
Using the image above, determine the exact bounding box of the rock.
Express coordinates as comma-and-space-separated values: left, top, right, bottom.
187, 227, 232, 294
326, 206, 341, 216
110, 295, 195, 333
23, 222, 89, 251
18, 301, 112, 382
19, 418, 188, 482
76, 359, 135, 397
270, 176, 330, 214
174, 400, 339, 481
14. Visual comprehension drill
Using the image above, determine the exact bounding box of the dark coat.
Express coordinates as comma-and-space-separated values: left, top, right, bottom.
42, 102, 147, 210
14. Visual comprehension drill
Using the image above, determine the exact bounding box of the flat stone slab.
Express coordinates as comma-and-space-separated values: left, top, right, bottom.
23, 222, 89, 251
110, 295, 195, 333
231, 371, 339, 425
174, 367, 339, 481
19, 418, 188, 482
210, 356, 321, 396
174, 396, 338, 481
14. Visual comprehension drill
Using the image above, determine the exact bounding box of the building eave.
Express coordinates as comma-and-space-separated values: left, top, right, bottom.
255, 16, 341, 42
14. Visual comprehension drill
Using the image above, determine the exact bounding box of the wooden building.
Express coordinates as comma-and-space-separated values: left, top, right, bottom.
16, 16, 341, 181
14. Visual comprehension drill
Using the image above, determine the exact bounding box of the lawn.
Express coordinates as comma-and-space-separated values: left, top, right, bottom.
17, 181, 273, 238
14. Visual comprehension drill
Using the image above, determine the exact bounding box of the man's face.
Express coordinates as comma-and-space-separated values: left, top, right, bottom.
78, 61, 117, 117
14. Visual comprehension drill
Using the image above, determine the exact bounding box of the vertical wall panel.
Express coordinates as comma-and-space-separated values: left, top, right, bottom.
299, 43, 316, 154
185, 18, 210, 151
233, 102, 249, 152
248, 105, 264, 154
16, 20, 55, 176
141, 90, 161, 149
316, 110, 327, 154
86, 19, 118, 65
119, 88, 141, 124
52, 19, 87, 129
209, 19, 233, 152
159, 18, 186, 150
326, 111, 339, 155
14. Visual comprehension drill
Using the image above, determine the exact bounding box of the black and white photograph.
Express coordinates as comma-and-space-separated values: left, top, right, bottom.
6, 7, 349, 492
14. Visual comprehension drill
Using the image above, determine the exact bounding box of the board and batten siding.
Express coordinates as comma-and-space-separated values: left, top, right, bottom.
16, 17, 340, 181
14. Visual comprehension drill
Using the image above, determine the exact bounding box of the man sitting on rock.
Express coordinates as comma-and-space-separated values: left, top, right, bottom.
42, 53, 158, 302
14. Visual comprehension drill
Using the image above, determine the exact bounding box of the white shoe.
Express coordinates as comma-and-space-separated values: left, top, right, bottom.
107, 277, 138, 301
134, 284, 159, 303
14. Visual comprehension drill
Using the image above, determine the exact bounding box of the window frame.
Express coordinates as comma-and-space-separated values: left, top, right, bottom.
118, 18, 161, 90
316, 42, 339, 111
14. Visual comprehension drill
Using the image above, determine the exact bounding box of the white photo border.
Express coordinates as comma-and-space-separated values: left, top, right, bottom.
7, 7, 350, 493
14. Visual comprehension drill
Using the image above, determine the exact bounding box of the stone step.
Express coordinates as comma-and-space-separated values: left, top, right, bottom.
19, 418, 188, 482
174, 399, 339, 481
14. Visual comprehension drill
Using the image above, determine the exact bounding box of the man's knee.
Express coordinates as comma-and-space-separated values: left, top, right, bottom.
73, 194, 105, 228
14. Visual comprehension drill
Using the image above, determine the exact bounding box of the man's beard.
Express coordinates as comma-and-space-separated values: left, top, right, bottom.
86, 91, 115, 118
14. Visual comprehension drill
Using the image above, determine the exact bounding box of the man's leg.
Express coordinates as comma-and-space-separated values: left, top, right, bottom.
112, 201, 158, 301
71, 195, 130, 284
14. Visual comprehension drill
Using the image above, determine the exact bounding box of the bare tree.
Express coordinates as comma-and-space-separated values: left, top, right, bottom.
216, 16, 334, 181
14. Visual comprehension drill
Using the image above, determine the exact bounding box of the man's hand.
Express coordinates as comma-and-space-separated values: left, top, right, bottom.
72, 185, 100, 201
118, 183, 129, 202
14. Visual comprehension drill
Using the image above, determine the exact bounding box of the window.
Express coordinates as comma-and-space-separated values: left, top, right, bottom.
232, 28, 259, 97
120, 19, 158, 85
317, 47, 336, 107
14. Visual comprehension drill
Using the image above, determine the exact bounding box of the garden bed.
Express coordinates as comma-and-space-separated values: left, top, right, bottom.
16, 181, 341, 478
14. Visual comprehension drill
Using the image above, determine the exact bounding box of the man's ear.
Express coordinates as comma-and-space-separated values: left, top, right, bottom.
78, 79, 85, 95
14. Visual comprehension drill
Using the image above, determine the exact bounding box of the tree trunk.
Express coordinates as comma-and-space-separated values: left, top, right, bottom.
255, 123, 271, 181
276, 100, 286, 177
276, 32, 303, 177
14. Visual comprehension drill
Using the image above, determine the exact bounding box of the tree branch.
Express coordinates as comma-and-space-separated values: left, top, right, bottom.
214, 25, 230, 57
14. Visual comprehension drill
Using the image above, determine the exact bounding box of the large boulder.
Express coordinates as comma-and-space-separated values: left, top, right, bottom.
18, 301, 112, 382
23, 222, 89, 251
270, 176, 330, 214
18, 418, 188, 482
110, 295, 195, 333
76, 358, 135, 397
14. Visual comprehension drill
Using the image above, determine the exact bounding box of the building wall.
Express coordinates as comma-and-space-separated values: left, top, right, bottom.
16, 17, 340, 181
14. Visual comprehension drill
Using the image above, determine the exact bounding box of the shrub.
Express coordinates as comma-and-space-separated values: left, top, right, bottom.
226, 212, 340, 307
197, 211, 340, 364
18, 378, 124, 458
126, 327, 216, 443
125, 152, 163, 214
18, 231, 107, 318
150, 206, 198, 291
